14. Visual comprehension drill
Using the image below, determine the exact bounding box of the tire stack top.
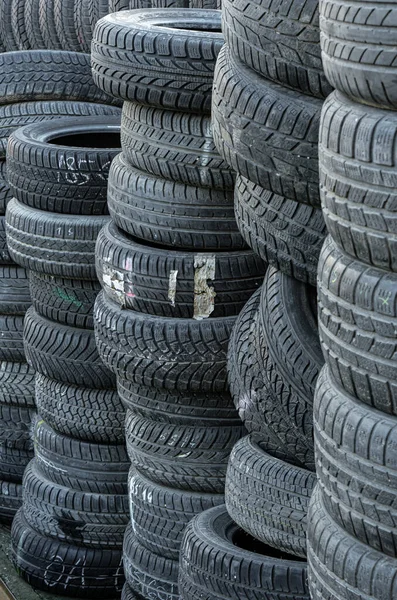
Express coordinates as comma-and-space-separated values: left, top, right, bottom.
91, 9, 269, 600
308, 3, 397, 599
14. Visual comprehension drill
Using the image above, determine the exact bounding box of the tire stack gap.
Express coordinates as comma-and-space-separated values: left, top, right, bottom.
308, 2, 397, 597
92, 9, 266, 600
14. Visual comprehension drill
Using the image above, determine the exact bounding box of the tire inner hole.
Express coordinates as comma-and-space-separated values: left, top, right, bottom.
48, 132, 121, 149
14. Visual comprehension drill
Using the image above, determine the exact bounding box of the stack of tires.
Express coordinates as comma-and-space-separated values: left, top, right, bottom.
6, 116, 132, 598
92, 9, 266, 600
178, 0, 331, 596
307, 4, 397, 598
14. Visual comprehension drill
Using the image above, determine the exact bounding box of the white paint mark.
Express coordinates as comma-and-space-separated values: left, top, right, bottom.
193, 255, 216, 320
168, 270, 178, 307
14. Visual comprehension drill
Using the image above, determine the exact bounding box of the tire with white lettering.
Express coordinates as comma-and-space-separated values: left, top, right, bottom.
96, 220, 265, 318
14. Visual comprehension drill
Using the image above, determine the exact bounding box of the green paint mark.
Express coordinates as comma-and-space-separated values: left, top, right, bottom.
56, 287, 83, 308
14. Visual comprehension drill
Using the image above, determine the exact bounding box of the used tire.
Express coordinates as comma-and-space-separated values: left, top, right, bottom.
0, 428, 34, 482
7, 116, 121, 214
12, 0, 31, 50
320, 91, 397, 271
107, 154, 244, 250
6, 199, 109, 279
0, 265, 30, 314
179, 505, 309, 600
0, 362, 35, 408
320, 0, 397, 109
0, 161, 11, 214
92, 9, 223, 112
0, 50, 120, 106
308, 486, 397, 600
24, 0, 46, 49
29, 272, 101, 329
125, 411, 244, 493
212, 44, 322, 205
318, 236, 397, 414
0, 216, 12, 263
129, 468, 224, 559
96, 220, 265, 318
38, 0, 62, 49
0, 315, 25, 362
0, 480, 22, 524
0, 0, 18, 51
121, 101, 234, 190
24, 307, 116, 389
11, 509, 124, 598
226, 435, 316, 558
315, 366, 397, 558
35, 374, 125, 444
94, 291, 235, 393
235, 175, 326, 285
222, 0, 332, 98
54, 0, 82, 52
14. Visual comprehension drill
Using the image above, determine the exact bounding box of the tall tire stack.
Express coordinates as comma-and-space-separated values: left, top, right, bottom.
178, 0, 332, 597
91, 10, 267, 600
307, 3, 397, 597
6, 116, 132, 599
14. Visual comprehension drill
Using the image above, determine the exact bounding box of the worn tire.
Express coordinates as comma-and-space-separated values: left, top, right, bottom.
11, 509, 124, 598
94, 291, 235, 393
0, 480, 22, 524
24, 308, 115, 389
0, 315, 25, 362
0, 428, 34, 482
121, 101, 234, 190
320, 91, 397, 271
0, 162, 11, 214
125, 411, 244, 493
235, 175, 326, 285
54, 0, 81, 52
129, 468, 224, 560
0, 216, 12, 264
308, 486, 397, 600
226, 435, 316, 558
35, 374, 125, 444
315, 366, 397, 558
318, 236, 397, 414
213, 45, 322, 205
29, 272, 101, 330
0, 362, 35, 408
0, 0, 18, 51
33, 420, 129, 495
0, 266, 30, 314
107, 154, 243, 250
179, 505, 309, 600
96, 221, 265, 318
6, 199, 109, 279
24, 0, 46, 49
92, 9, 223, 112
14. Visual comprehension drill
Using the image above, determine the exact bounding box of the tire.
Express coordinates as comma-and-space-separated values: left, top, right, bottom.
0, 315, 25, 362
88, 0, 109, 35
24, 307, 115, 389
23, 460, 129, 549
11, 0, 31, 50
0, 429, 34, 482
315, 366, 397, 558
212, 45, 322, 205
222, 0, 331, 99
7, 115, 120, 215
107, 154, 244, 250
0, 161, 11, 214
0, 362, 35, 408
0, 101, 121, 162
0, 0, 18, 51
235, 175, 326, 286
94, 291, 235, 393
6, 199, 110, 279
0, 404, 36, 433
308, 486, 397, 600
125, 411, 244, 493
179, 505, 309, 600
109, 0, 130, 9
24, 0, 46, 49
0, 266, 30, 315
129, 468, 224, 560
54, 0, 82, 52
0, 216, 13, 264
118, 379, 237, 424
121, 101, 235, 190
29, 272, 101, 329
318, 236, 397, 414
121, 584, 140, 600
0, 480, 22, 524
258, 266, 323, 469
124, 523, 179, 600
74, 0, 92, 53
320, 0, 397, 110
11, 509, 125, 599
320, 91, 397, 271
33, 420, 129, 495
225, 435, 316, 558
96, 221, 265, 318
35, 374, 125, 444
38, 0, 62, 49
0, 50, 120, 106
92, 9, 223, 112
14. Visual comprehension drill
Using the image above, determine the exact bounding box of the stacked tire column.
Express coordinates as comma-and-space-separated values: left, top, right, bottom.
307, 2, 397, 597
92, 9, 266, 600
6, 116, 131, 598
178, 0, 331, 597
